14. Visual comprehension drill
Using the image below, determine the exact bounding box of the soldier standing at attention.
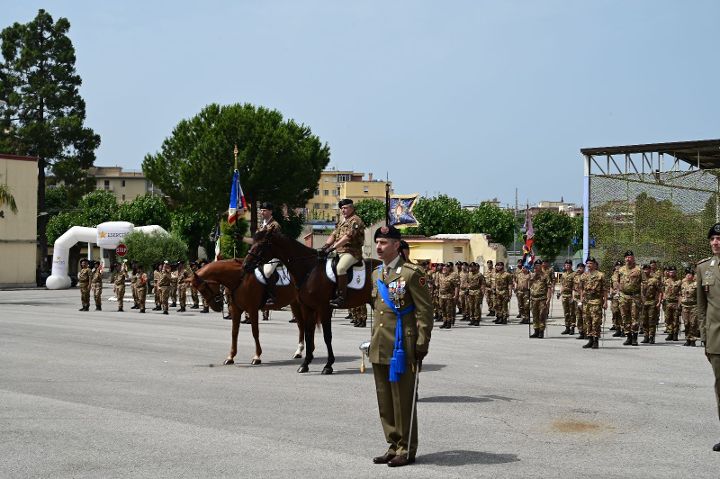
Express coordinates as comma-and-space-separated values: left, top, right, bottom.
177, 260, 190, 312
514, 260, 524, 318
437, 262, 459, 329
559, 260, 576, 335
515, 264, 531, 325
152, 263, 162, 311
529, 259, 552, 338
696, 222, 720, 452
663, 266, 682, 341
369, 225, 433, 467
618, 250, 643, 346
466, 262, 484, 326
114, 261, 128, 312
485, 260, 496, 317
680, 267, 697, 346
610, 261, 624, 337
91, 260, 104, 311
459, 263, 470, 320
78, 258, 91, 312
321, 198, 366, 308
136, 264, 147, 313
574, 263, 586, 339
640, 264, 662, 344
159, 261, 172, 315
579, 257, 607, 349
130, 262, 140, 309
189, 261, 200, 309
169, 262, 179, 308
493, 262, 513, 325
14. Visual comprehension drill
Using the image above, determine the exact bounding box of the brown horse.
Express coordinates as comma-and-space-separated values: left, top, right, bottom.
244, 229, 380, 374
190, 259, 304, 365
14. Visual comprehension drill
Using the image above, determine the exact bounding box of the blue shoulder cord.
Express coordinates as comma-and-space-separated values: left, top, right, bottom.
376, 265, 415, 382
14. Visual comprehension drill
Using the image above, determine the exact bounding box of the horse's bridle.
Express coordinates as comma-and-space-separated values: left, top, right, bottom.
192, 272, 224, 309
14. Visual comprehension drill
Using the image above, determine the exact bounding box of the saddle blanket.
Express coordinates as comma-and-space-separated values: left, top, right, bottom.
254, 262, 291, 286
325, 261, 366, 290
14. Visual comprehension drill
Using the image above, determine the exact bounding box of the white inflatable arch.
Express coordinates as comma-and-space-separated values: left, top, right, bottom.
46, 221, 169, 289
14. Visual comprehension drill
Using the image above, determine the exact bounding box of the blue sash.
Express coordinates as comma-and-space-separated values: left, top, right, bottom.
376, 266, 415, 382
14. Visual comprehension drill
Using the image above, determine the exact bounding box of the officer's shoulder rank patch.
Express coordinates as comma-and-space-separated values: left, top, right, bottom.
419, 276, 426, 287
697, 256, 713, 265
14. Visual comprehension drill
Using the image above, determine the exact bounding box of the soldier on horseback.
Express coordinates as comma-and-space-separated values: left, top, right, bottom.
244, 201, 281, 305
322, 198, 366, 308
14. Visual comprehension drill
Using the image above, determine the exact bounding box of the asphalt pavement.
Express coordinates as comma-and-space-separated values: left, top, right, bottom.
0, 288, 718, 478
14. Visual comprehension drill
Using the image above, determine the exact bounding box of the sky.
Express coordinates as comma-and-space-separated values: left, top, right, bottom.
4, 0, 720, 208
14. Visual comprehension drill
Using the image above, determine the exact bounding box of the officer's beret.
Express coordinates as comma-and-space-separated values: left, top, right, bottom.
685, 267, 694, 275
259, 201, 274, 210
615, 260, 623, 266
486, 260, 493, 264
576, 262, 585, 268
373, 225, 401, 241
642, 264, 649, 269
445, 261, 453, 267
624, 250, 634, 257
497, 261, 504, 266
668, 265, 676, 271
564, 260, 572, 265
534, 259, 542, 265
586, 257, 597, 264
708, 223, 720, 238
338, 198, 354, 208
649, 260, 657, 265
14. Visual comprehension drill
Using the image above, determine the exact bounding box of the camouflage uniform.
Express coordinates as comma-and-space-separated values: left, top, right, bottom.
494, 270, 513, 323
560, 271, 576, 333
130, 270, 139, 309
580, 269, 606, 339
91, 265, 103, 310
437, 270, 458, 329
136, 271, 148, 312
485, 268, 496, 316
573, 271, 585, 336
680, 276, 698, 341
663, 276, 682, 338
618, 264, 643, 340
431, 268, 442, 320
114, 266, 127, 311
350, 305, 368, 327
153, 268, 162, 310
466, 269, 484, 324
529, 268, 551, 336
78, 264, 91, 311
170, 268, 179, 307
177, 266, 190, 311
458, 268, 469, 318
158, 267, 171, 313
641, 273, 662, 341
610, 268, 622, 335
515, 270, 530, 323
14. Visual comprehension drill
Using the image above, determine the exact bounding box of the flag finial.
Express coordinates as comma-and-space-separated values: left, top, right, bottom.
233, 144, 238, 170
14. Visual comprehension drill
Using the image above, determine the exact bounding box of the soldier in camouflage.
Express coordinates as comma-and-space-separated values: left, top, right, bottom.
662, 266, 682, 341
485, 260, 496, 317
493, 262, 513, 325
559, 260, 576, 335
610, 261, 624, 337
680, 268, 698, 345
640, 264, 662, 344
579, 257, 607, 349
574, 263, 586, 340
618, 250, 643, 346
515, 263, 531, 325
437, 262, 459, 329
529, 259, 552, 338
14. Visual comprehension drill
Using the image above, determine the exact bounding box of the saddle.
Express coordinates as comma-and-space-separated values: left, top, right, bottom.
254, 262, 291, 286
325, 256, 366, 290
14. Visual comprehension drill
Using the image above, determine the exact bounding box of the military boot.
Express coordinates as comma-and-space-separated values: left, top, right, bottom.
649, 335, 655, 344
612, 329, 623, 337
673, 330, 680, 341
488, 310, 495, 317
665, 332, 674, 341
561, 327, 570, 335
329, 276, 348, 308
577, 332, 586, 340
689, 340, 697, 347
569, 326, 575, 335
641, 335, 650, 344
592, 337, 599, 349
609, 325, 616, 331
530, 329, 540, 338
632, 333, 639, 346
538, 329, 545, 339
583, 337, 594, 348
623, 334, 633, 346
355, 319, 366, 328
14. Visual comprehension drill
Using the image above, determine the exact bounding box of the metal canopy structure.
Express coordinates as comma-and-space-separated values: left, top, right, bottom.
580, 139, 720, 263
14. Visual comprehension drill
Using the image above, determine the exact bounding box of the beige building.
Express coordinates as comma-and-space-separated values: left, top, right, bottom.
305, 169, 391, 221
0, 154, 38, 287
405, 234, 507, 272
89, 166, 162, 203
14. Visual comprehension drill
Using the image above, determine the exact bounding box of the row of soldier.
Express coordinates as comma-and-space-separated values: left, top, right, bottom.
76, 258, 212, 314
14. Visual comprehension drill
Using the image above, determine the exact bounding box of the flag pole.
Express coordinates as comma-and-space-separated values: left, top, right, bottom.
385, 173, 390, 226
232, 145, 238, 258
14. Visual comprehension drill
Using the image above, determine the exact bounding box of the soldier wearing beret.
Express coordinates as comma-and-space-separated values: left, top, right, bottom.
529, 259, 553, 338
485, 260, 496, 317
618, 250, 642, 346
322, 199, 366, 308
90, 260, 104, 311
680, 267, 697, 345
78, 258, 91, 312
559, 260, 576, 335
244, 202, 283, 305
493, 261, 513, 325
579, 257, 607, 349
370, 225, 433, 467
574, 263, 586, 339
696, 222, 720, 451
640, 264, 662, 344
610, 260, 624, 337
662, 266, 682, 341
437, 262, 459, 329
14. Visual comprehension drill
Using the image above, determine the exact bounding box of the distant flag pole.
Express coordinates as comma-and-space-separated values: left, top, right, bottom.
521, 204, 535, 269
228, 145, 247, 226
385, 173, 390, 226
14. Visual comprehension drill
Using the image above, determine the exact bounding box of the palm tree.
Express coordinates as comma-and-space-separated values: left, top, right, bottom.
0, 175, 18, 214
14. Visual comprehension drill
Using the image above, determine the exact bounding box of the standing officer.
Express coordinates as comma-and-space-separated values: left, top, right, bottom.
136, 264, 147, 313
152, 263, 162, 311
159, 261, 172, 315
437, 262, 459, 329
322, 199, 366, 308
529, 259, 552, 338
515, 263, 531, 325
485, 260, 496, 317
130, 262, 140, 309
579, 257, 607, 349
559, 260, 576, 335
189, 261, 200, 309
696, 223, 720, 451
663, 266, 682, 341
91, 260, 104, 311
459, 263, 470, 320
114, 261, 128, 312
493, 262, 513, 324
466, 262, 484, 326
618, 250, 643, 346
370, 225, 433, 467
78, 258, 91, 312
610, 261, 624, 337
680, 267, 697, 346
177, 260, 190, 312
574, 263, 586, 339
640, 264, 662, 344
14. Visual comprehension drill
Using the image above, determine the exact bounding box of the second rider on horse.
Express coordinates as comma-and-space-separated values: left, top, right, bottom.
244, 202, 282, 305
322, 198, 366, 308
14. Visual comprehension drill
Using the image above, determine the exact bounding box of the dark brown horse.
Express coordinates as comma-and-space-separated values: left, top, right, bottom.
244, 229, 380, 374
191, 259, 304, 365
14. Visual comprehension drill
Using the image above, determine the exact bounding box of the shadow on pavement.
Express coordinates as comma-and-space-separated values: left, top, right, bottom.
419, 449, 520, 466
418, 394, 516, 403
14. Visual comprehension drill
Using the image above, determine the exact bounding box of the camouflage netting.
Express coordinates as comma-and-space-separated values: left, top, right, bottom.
589, 168, 720, 274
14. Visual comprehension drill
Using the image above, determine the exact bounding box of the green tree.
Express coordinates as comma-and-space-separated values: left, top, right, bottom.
45, 185, 73, 215
170, 208, 217, 260
218, 218, 249, 259
354, 198, 386, 227
117, 194, 170, 230
0, 174, 17, 213
123, 231, 188, 271
78, 190, 117, 226
142, 103, 329, 232
533, 210, 575, 263
46, 210, 84, 244
0, 9, 101, 269
275, 208, 305, 239
412, 195, 469, 236
466, 202, 515, 246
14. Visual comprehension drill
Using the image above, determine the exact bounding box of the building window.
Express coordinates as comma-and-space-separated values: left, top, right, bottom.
337, 174, 351, 182
336, 188, 341, 196
104, 180, 110, 190
324, 203, 329, 209
315, 188, 319, 195
121, 180, 126, 187
453, 246, 463, 254
363, 186, 369, 193
122, 194, 126, 201
323, 190, 329, 196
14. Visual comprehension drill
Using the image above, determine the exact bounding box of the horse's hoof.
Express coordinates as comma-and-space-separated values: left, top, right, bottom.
251, 358, 262, 365
293, 353, 302, 359
223, 359, 235, 365
321, 367, 333, 375
297, 365, 309, 373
